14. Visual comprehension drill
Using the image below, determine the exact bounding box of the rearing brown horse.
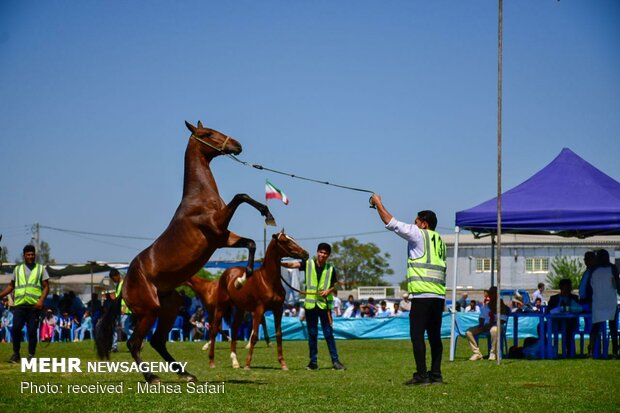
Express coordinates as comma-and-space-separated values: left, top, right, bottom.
96, 121, 275, 383
208, 229, 308, 370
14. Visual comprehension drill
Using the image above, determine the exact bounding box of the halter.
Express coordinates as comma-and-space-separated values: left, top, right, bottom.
191, 134, 231, 153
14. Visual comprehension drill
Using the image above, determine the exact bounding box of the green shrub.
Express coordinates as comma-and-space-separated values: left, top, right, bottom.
546, 256, 585, 289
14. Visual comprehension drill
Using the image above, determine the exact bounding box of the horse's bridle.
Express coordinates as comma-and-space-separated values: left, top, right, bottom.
191, 134, 231, 153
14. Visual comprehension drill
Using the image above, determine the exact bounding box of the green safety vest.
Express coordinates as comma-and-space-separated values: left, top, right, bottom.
115, 280, 132, 314
14, 263, 44, 306
407, 229, 447, 296
304, 260, 334, 310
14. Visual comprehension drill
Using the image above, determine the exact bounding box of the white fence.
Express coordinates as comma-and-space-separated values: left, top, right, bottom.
356, 286, 401, 300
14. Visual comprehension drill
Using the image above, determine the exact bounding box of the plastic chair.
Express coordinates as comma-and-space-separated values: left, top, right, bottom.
168, 315, 185, 342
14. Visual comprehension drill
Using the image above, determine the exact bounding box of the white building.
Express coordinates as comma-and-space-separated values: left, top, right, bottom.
443, 233, 620, 290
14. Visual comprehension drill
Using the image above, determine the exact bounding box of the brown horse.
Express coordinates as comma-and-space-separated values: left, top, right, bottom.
96, 121, 275, 383
185, 276, 271, 350
208, 229, 308, 370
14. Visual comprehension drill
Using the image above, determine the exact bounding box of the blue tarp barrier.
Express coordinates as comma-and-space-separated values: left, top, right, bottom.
265, 312, 543, 341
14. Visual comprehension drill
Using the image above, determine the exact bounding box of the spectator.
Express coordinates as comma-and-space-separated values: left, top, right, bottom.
376, 301, 391, 317
1, 308, 13, 343
532, 283, 546, 305
533, 298, 543, 312
73, 310, 93, 341
59, 312, 72, 341
466, 286, 509, 361
297, 303, 306, 321
190, 306, 206, 341
456, 293, 468, 311
332, 290, 343, 317
391, 303, 402, 317
342, 302, 361, 318
465, 300, 480, 313
482, 289, 490, 305
578, 251, 597, 310
40, 309, 57, 342
344, 294, 355, 311
547, 279, 581, 356
361, 301, 376, 318
399, 293, 411, 312
589, 249, 620, 358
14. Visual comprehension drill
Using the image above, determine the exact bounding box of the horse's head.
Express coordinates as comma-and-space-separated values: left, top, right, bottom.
185, 120, 242, 156
273, 229, 309, 260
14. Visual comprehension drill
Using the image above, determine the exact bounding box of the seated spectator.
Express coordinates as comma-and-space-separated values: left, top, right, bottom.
533, 298, 543, 312
291, 302, 301, 318
376, 301, 391, 317
391, 303, 402, 317
283, 304, 293, 317
40, 309, 57, 342
466, 286, 509, 361
342, 302, 361, 318
344, 294, 355, 310
547, 278, 582, 356
399, 293, 411, 312
482, 289, 490, 305
465, 300, 480, 313
190, 306, 206, 341
73, 310, 93, 341
456, 293, 468, 311
360, 299, 376, 318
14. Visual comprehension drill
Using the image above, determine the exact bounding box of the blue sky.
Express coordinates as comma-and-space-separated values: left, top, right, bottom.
1, 1, 619, 284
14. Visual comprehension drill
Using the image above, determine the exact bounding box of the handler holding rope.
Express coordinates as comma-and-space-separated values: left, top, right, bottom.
282, 243, 346, 371
370, 194, 447, 386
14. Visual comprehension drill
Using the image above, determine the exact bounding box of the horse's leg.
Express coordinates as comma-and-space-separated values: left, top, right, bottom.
262, 314, 271, 347
124, 272, 161, 383
273, 308, 287, 370
223, 232, 256, 286
149, 292, 197, 383
230, 311, 244, 369
208, 308, 222, 368
244, 308, 264, 369
222, 194, 275, 226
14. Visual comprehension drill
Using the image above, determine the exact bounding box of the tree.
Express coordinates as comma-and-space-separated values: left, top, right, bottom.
329, 238, 394, 287
546, 256, 585, 289
38, 240, 56, 265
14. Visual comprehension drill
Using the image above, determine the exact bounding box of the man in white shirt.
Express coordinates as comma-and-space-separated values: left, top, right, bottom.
531, 283, 545, 305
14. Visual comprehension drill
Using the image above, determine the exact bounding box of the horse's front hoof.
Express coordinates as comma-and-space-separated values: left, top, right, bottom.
146, 374, 161, 384
281, 364, 289, 371
179, 372, 197, 383
209, 362, 216, 368
244, 366, 251, 370
265, 216, 277, 226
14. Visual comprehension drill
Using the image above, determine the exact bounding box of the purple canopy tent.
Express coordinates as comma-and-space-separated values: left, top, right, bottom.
448, 148, 620, 360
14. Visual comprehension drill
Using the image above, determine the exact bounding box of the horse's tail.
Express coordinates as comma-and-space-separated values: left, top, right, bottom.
95, 297, 121, 360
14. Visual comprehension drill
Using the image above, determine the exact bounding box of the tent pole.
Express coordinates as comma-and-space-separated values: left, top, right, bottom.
449, 226, 460, 361
496, 0, 504, 365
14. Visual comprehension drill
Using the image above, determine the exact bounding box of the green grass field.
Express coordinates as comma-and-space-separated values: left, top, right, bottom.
0, 339, 618, 413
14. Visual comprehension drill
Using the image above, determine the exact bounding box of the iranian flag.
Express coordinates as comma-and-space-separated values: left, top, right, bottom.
265, 180, 289, 205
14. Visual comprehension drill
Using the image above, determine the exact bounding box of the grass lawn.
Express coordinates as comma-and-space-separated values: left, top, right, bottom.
0, 338, 618, 413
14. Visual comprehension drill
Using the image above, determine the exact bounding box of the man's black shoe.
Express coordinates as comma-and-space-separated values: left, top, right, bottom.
8, 353, 20, 364
306, 362, 318, 370
428, 374, 443, 384
404, 373, 431, 386
332, 361, 346, 370
27, 354, 34, 362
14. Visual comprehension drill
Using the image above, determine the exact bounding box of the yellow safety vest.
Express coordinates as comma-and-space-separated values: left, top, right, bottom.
115, 280, 132, 314
14, 263, 44, 306
304, 260, 334, 310
406, 229, 447, 296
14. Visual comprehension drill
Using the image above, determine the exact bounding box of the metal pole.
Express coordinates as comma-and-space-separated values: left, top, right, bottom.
496, 0, 504, 365
449, 226, 460, 361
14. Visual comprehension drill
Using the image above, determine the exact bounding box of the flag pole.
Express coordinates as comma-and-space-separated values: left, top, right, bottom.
263, 199, 268, 258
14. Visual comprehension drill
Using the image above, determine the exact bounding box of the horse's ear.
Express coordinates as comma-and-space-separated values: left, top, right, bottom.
197, 120, 203, 128
185, 121, 197, 134
272, 233, 278, 240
